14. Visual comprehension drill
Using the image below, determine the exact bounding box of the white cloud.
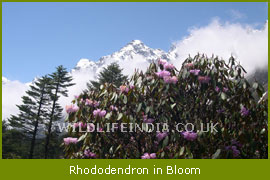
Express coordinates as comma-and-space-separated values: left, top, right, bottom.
2, 77, 29, 120
170, 19, 268, 74
2, 19, 268, 120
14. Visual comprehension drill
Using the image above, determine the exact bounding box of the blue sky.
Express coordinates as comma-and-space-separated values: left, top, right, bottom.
2, 2, 268, 82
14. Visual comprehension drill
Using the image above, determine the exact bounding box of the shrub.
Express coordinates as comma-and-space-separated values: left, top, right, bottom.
63, 54, 268, 159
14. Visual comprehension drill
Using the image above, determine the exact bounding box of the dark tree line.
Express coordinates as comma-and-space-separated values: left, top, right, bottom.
3, 62, 127, 159
3, 66, 74, 159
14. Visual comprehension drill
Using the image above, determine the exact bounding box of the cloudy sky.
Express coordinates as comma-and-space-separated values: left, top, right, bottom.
2, 2, 268, 120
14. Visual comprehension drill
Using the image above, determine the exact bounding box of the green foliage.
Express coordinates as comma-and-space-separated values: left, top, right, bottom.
63, 55, 268, 159
87, 62, 128, 90
44, 65, 75, 158
4, 65, 73, 159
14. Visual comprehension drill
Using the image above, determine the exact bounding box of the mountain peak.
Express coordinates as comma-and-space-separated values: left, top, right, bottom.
129, 40, 144, 45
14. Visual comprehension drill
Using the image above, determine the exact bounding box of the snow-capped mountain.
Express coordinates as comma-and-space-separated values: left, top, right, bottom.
58, 40, 176, 116
2, 20, 268, 121
72, 40, 175, 75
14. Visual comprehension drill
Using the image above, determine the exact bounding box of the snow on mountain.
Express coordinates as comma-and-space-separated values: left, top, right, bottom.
72, 40, 175, 80
2, 20, 268, 121
60, 40, 174, 110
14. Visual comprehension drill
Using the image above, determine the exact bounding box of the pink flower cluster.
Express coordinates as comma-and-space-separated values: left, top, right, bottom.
185, 63, 194, 68
110, 105, 118, 111
158, 59, 174, 70
198, 76, 211, 84
120, 85, 129, 93
74, 122, 87, 129
85, 99, 100, 107
158, 59, 167, 66
84, 149, 96, 158
240, 107, 249, 116
215, 87, 229, 92
141, 153, 156, 159
155, 70, 178, 84
143, 115, 155, 123
93, 109, 107, 117
63, 137, 78, 145
225, 146, 240, 157
163, 76, 178, 84
164, 63, 175, 70
155, 70, 171, 78
65, 104, 79, 114
156, 132, 168, 142
189, 69, 200, 76
182, 131, 197, 141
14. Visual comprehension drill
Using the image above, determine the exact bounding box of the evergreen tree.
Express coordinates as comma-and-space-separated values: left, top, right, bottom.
2, 120, 28, 158
44, 65, 74, 159
8, 76, 52, 159
87, 62, 128, 90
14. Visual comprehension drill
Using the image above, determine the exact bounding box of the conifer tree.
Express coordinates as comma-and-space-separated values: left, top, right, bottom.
87, 62, 128, 90
44, 65, 74, 159
9, 76, 52, 159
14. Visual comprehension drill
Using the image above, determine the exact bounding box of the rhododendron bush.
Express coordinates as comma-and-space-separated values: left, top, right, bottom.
63, 55, 268, 159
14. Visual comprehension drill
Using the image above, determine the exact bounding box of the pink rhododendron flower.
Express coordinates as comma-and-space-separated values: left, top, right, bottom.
223, 87, 229, 92
141, 153, 156, 159
87, 123, 95, 132
120, 85, 129, 93
65, 104, 79, 114
93, 101, 100, 107
155, 70, 171, 78
110, 105, 118, 111
158, 59, 167, 66
141, 153, 150, 159
170, 76, 178, 84
84, 149, 96, 158
198, 76, 211, 83
93, 109, 106, 117
163, 76, 172, 83
163, 76, 178, 84
185, 63, 194, 68
156, 132, 168, 142
79, 122, 87, 129
189, 69, 200, 75
85, 99, 93, 106
182, 131, 197, 141
240, 107, 249, 116
149, 153, 156, 159
73, 122, 79, 129
164, 63, 174, 70
99, 110, 107, 117
63, 137, 78, 145
215, 86, 220, 92
93, 109, 101, 117
143, 115, 155, 123
225, 146, 240, 157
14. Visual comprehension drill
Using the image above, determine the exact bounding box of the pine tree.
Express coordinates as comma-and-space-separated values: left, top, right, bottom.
2, 120, 29, 159
8, 76, 52, 159
44, 65, 74, 159
87, 62, 128, 90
